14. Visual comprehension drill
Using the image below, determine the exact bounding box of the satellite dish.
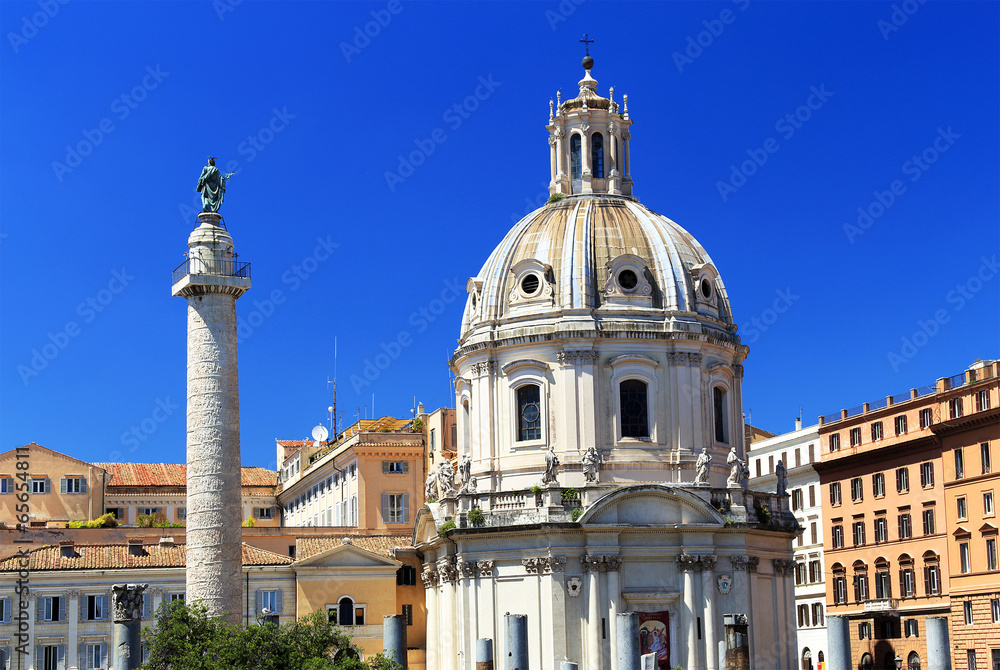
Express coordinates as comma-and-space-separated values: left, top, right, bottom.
311, 425, 329, 445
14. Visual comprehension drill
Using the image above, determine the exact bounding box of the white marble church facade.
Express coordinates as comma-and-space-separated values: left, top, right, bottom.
413, 57, 798, 670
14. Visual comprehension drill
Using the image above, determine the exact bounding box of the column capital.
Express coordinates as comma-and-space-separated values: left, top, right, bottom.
728, 555, 759, 573
111, 583, 148, 623
676, 553, 702, 571
477, 559, 495, 577
436, 557, 458, 584
700, 555, 717, 571
772, 558, 795, 576
604, 555, 623, 572
582, 554, 603, 573
421, 566, 439, 588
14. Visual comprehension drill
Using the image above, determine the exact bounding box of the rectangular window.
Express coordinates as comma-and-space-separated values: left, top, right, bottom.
430, 429, 436, 449
382, 461, 409, 474
987, 538, 998, 571
42, 645, 62, 670
924, 564, 940, 595
86, 643, 104, 669
808, 485, 815, 508
829, 434, 840, 452
60, 477, 87, 494
809, 560, 821, 583
832, 524, 844, 549
86, 594, 107, 620
792, 489, 803, 511
382, 493, 410, 524
812, 603, 823, 626
871, 421, 883, 441
858, 622, 871, 639
177, 507, 187, 520
920, 462, 934, 488
397, 565, 418, 586
795, 563, 806, 586
922, 508, 935, 535
967, 650, 977, 670
872, 473, 885, 498
810, 521, 817, 545
977, 389, 991, 412
41, 596, 63, 622
991, 598, 1000, 623
898, 513, 911, 539
138, 507, 160, 517
964, 600, 974, 624
769, 455, 774, 474
830, 482, 842, 506
900, 567, 914, 597
31, 477, 50, 494
950, 397, 964, 419
795, 449, 801, 467
897, 467, 909, 493
253, 507, 274, 519
960, 542, 971, 574
895, 415, 908, 436
904, 619, 918, 638
755, 459, 761, 478
516, 385, 542, 441
919, 408, 932, 429
983, 442, 992, 474
833, 576, 847, 603
853, 520, 866, 546
851, 477, 864, 502
402, 604, 413, 626
809, 443, 815, 462
958, 496, 967, 520
169, 593, 185, 602
0, 476, 13, 494
986, 491, 995, 516
874, 517, 888, 543
850, 427, 862, 447
956, 448, 965, 479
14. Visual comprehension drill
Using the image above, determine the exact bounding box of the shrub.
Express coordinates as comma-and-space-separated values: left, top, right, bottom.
67, 512, 118, 529
547, 193, 565, 203
242, 516, 256, 527
467, 508, 485, 526
530, 485, 542, 495
570, 508, 584, 522
438, 520, 456, 537
561, 488, 578, 501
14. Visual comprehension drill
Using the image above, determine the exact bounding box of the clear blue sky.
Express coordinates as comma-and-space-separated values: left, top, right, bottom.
2, 1, 997, 470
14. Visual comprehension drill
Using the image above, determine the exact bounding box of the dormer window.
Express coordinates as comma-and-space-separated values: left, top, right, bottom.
591, 133, 604, 178
690, 263, 722, 318
508, 259, 555, 315
521, 273, 540, 297
603, 255, 654, 308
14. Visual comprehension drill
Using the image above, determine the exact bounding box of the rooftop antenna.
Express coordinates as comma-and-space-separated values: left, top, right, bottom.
372, 393, 375, 420
327, 337, 339, 438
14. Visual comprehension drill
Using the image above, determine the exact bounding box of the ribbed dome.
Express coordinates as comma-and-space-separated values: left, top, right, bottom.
459, 194, 735, 343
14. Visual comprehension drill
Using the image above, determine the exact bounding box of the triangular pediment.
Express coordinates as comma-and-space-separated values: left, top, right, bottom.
953, 526, 972, 537
294, 542, 401, 569
979, 523, 998, 535
0, 443, 106, 473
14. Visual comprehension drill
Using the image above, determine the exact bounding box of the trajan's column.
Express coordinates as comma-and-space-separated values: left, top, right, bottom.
171, 158, 249, 623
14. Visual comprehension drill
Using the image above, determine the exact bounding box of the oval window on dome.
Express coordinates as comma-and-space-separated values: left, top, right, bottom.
521, 273, 540, 296
618, 269, 638, 291
471, 293, 477, 308
701, 278, 713, 299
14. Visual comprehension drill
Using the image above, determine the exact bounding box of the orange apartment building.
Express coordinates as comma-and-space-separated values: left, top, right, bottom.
817, 360, 999, 670
935, 362, 1000, 670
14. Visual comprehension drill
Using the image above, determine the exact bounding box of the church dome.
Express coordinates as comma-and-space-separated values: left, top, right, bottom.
458, 194, 736, 346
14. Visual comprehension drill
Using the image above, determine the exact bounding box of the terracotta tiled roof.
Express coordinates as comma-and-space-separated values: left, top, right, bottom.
295, 534, 413, 561
744, 424, 776, 445
276, 441, 309, 448
0, 542, 292, 571
95, 463, 277, 487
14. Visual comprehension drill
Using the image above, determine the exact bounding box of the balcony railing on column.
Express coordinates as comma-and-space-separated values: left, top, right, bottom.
172, 258, 251, 284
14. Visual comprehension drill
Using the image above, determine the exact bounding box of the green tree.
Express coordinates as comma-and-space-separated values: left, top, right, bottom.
141, 602, 401, 670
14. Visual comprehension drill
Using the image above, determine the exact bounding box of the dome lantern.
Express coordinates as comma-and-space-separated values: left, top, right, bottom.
547, 54, 633, 197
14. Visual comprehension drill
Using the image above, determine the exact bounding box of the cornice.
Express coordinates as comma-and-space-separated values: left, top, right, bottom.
931, 406, 1000, 436
813, 436, 939, 474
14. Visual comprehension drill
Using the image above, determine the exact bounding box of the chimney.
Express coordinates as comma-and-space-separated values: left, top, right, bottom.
128, 538, 145, 556
795, 417, 802, 431
59, 540, 76, 559
417, 402, 425, 417
159, 537, 175, 547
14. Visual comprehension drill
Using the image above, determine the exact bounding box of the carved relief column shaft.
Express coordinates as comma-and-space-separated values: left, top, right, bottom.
701, 557, 718, 670
112, 583, 147, 670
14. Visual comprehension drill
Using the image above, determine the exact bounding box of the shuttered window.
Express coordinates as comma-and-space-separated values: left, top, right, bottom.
381, 493, 410, 524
